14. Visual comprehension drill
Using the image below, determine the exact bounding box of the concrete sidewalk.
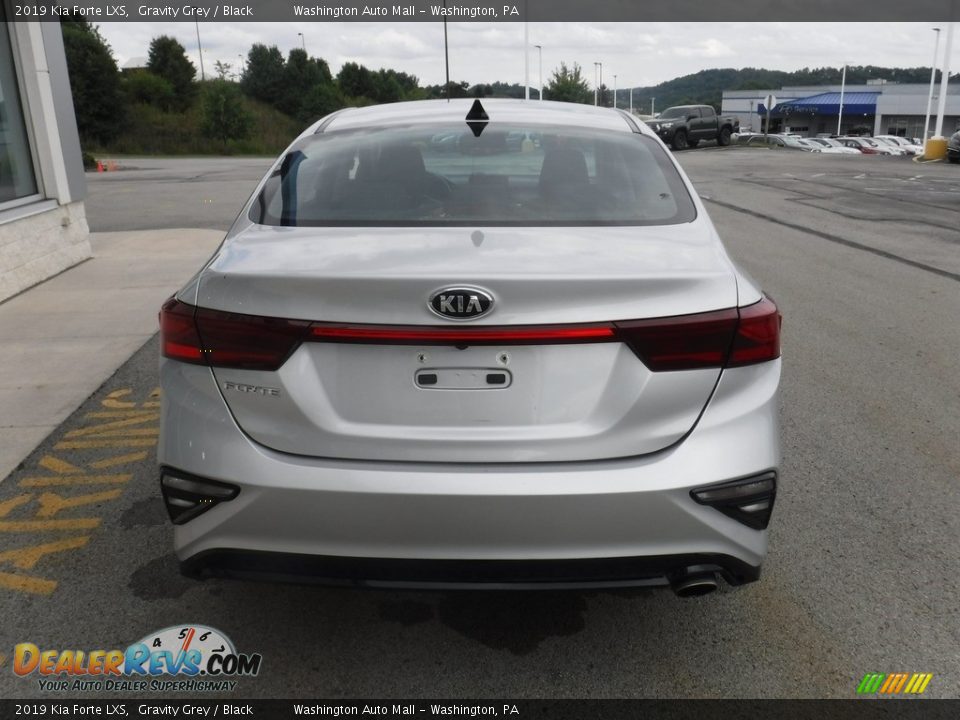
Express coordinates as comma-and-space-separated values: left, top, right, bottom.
0, 228, 223, 481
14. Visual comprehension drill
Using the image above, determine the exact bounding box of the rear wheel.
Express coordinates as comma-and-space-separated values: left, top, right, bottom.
718, 127, 732, 146
671, 131, 689, 151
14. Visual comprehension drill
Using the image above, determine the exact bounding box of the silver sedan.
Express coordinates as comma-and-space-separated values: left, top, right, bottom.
158, 99, 782, 596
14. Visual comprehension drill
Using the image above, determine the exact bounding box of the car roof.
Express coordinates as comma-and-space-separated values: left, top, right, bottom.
315, 99, 645, 136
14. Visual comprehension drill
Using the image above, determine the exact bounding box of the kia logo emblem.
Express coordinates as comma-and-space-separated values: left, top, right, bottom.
428, 286, 494, 320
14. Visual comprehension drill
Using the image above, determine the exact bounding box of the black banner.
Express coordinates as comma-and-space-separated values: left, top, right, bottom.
6, 0, 960, 22
2, 700, 960, 719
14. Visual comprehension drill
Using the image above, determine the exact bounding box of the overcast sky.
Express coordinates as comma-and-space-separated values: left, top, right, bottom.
96, 22, 952, 89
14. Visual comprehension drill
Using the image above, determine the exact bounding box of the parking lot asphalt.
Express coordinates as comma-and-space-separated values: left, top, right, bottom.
2, 149, 958, 699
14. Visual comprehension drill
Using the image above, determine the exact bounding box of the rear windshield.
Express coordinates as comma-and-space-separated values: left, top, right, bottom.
249, 123, 696, 227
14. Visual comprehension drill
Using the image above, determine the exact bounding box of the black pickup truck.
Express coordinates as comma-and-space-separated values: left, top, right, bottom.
647, 105, 739, 150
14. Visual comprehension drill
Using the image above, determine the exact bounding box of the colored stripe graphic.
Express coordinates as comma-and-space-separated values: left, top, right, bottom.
857, 673, 885, 694
857, 672, 932, 695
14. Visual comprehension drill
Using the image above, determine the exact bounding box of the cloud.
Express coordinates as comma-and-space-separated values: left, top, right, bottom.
97, 22, 945, 89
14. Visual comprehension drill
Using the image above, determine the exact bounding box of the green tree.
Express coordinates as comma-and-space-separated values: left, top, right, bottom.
200, 79, 252, 149
337, 62, 377, 100
300, 83, 344, 122
60, 19, 125, 145
545, 62, 591, 104
213, 60, 233, 81
122, 70, 176, 111
280, 49, 337, 120
241, 44, 286, 107
147, 35, 196, 110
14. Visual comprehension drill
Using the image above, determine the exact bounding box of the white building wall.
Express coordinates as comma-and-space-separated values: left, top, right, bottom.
0, 20, 90, 303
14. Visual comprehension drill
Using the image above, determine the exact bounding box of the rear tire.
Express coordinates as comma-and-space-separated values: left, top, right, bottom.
718, 127, 732, 146
671, 131, 689, 151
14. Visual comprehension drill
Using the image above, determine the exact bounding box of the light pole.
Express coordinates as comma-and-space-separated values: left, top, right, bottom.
534, 44, 542, 101
836, 63, 847, 136
651, 97, 655, 115
593, 62, 600, 105
923, 28, 942, 140
598, 62, 603, 106
629, 87, 633, 113
298, 32, 306, 53
934, 22, 955, 138
237, 54, 245, 77
613, 74, 617, 109
523, 16, 529, 100
194, 18, 205, 81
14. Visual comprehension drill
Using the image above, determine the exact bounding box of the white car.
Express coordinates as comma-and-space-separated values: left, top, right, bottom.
158, 99, 782, 596
838, 137, 897, 155
875, 135, 923, 155
803, 137, 860, 155
871, 137, 911, 156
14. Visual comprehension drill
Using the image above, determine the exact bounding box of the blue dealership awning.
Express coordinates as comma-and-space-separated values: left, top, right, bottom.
772, 91, 879, 115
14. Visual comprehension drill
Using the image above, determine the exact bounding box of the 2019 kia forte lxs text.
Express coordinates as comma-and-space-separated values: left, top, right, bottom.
158, 99, 781, 596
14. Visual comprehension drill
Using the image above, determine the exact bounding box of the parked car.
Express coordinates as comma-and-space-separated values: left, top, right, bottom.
949, 130, 960, 164
871, 137, 910, 156
744, 134, 818, 151
875, 135, 923, 155
803, 137, 860, 155
838, 137, 895, 155
158, 99, 782, 596
647, 105, 739, 150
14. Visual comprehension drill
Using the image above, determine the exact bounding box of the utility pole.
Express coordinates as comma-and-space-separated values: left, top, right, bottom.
534, 44, 542, 101
651, 97, 655, 115
523, 6, 529, 100
629, 87, 633, 113
837, 63, 847, 136
195, 19, 205, 81
613, 75, 617, 109
923, 28, 941, 140
443, 0, 450, 102
934, 22, 955, 138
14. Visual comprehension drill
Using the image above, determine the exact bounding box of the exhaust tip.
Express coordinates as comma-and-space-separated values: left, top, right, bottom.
670, 571, 719, 598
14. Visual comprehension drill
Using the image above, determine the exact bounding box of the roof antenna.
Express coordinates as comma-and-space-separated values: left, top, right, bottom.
466, 99, 488, 137
443, 2, 450, 102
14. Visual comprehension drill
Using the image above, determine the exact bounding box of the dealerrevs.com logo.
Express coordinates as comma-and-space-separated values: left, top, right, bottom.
13, 625, 262, 693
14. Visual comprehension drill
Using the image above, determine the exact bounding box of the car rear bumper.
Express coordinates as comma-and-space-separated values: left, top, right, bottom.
181, 549, 760, 590
158, 358, 781, 588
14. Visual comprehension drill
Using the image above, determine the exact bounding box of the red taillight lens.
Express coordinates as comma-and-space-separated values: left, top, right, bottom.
614, 309, 739, 371
160, 296, 780, 372
728, 296, 781, 367
614, 295, 780, 371
160, 298, 308, 371
160, 297, 205, 364
309, 323, 615, 344
194, 308, 309, 370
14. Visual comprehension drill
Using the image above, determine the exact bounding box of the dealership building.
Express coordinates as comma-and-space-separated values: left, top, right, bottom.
721, 82, 960, 139
1, 12, 89, 303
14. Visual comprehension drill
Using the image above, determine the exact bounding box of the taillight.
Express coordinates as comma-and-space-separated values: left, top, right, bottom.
309, 323, 615, 344
614, 309, 739, 371
160, 296, 780, 372
160, 297, 205, 364
727, 296, 781, 367
160, 298, 308, 371
195, 308, 309, 370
